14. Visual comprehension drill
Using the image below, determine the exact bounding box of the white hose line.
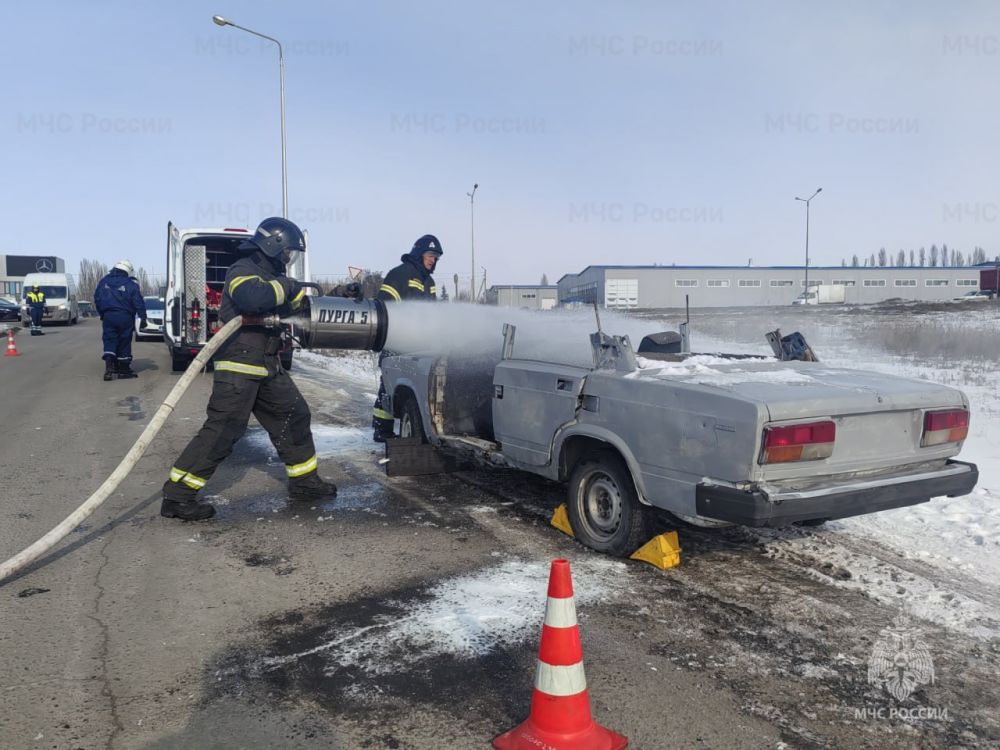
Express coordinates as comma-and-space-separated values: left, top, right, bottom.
0, 315, 245, 584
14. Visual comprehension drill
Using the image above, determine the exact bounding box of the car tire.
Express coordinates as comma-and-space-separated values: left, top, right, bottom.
171, 353, 189, 372
398, 392, 427, 443
280, 351, 293, 371
567, 451, 649, 557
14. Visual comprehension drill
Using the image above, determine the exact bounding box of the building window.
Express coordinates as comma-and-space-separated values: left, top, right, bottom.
924, 279, 948, 287
894, 279, 917, 287
801, 279, 824, 287
864, 279, 886, 287
2, 281, 21, 296
770, 279, 794, 287
706, 279, 730, 287
675, 279, 698, 287
831, 279, 856, 286
738, 279, 761, 288
956, 279, 978, 287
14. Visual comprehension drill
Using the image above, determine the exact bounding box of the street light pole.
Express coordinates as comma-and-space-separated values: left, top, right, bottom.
213, 15, 287, 218
795, 188, 822, 292
467, 183, 478, 301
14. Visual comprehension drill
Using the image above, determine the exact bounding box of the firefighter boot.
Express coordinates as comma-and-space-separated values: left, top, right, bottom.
103, 355, 116, 381
289, 472, 338, 502
116, 360, 138, 379
160, 495, 216, 521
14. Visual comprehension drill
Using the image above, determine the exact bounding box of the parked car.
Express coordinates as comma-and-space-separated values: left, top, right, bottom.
953, 289, 994, 301
135, 296, 165, 341
78, 300, 96, 318
0, 295, 20, 322
379, 325, 978, 556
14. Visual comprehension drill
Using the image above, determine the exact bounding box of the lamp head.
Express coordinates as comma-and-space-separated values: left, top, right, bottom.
212, 15, 230, 26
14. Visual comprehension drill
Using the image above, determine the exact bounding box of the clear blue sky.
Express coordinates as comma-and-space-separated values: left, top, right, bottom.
3, 1, 998, 285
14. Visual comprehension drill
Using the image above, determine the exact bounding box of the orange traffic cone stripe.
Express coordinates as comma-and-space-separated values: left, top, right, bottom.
493, 559, 628, 750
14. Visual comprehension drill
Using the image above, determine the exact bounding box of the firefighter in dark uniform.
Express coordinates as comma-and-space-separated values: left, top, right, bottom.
371, 234, 442, 441
25, 284, 45, 335
160, 217, 338, 521
95, 260, 147, 379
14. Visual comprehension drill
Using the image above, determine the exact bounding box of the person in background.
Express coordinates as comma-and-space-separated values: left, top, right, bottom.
25, 284, 45, 336
94, 260, 147, 380
371, 234, 442, 441
160, 217, 338, 521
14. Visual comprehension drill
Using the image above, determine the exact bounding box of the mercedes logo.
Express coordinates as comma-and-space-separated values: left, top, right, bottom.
35, 258, 54, 272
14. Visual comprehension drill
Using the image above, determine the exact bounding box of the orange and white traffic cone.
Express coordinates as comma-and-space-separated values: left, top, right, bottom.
493, 559, 628, 750
4, 328, 21, 357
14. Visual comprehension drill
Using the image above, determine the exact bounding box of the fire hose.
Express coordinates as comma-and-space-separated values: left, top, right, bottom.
0, 296, 389, 584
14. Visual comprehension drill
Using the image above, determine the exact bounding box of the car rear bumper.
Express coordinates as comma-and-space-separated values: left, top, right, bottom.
695, 459, 979, 527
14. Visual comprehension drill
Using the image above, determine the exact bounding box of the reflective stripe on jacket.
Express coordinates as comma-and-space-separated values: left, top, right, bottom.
376, 255, 437, 303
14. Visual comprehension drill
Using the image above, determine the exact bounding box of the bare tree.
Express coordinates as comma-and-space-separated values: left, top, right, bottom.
78, 259, 108, 299
869, 253, 876, 268
929, 244, 939, 267
540, 273, 549, 286
919, 247, 926, 266
896, 250, 906, 267
972, 246, 987, 265
909, 249, 915, 266
851, 254, 859, 267
954, 250, 965, 267
941, 244, 950, 266
877, 248, 888, 267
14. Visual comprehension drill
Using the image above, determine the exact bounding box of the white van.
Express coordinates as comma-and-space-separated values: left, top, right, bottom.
163, 223, 309, 372
21, 272, 79, 325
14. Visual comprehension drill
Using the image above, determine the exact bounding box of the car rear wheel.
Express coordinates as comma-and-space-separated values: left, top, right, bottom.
567, 451, 649, 556
398, 393, 427, 443
171, 353, 189, 372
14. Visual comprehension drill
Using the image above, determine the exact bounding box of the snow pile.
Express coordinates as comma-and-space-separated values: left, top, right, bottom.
263, 557, 626, 673
295, 349, 379, 383
632, 354, 815, 386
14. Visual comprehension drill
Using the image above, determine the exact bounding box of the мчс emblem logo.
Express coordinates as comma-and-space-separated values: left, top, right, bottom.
867, 617, 935, 701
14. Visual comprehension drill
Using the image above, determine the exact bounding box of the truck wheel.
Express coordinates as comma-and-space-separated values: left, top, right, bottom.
280, 351, 293, 371
398, 394, 427, 443
171, 353, 189, 372
567, 452, 648, 557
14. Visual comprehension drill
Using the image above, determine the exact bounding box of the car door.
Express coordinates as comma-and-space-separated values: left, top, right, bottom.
492, 360, 589, 466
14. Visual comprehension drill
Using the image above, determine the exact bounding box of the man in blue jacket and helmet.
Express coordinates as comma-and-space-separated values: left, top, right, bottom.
160, 217, 338, 521
95, 260, 147, 380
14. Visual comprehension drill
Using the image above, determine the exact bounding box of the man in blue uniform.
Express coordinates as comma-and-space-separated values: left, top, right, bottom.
160, 217, 338, 521
25, 284, 45, 335
371, 234, 442, 441
94, 260, 147, 380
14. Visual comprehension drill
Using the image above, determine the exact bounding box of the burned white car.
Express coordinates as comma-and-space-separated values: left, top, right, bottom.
379, 325, 978, 556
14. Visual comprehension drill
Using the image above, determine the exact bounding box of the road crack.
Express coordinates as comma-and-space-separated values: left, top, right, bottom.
86, 535, 125, 750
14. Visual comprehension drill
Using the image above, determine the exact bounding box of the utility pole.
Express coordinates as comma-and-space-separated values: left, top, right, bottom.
795, 188, 822, 291
467, 183, 478, 301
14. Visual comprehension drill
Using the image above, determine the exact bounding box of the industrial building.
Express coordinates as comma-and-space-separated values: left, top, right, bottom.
0, 254, 66, 297
557, 265, 986, 309
489, 285, 558, 309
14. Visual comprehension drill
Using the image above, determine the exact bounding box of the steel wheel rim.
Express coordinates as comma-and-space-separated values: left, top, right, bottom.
400, 412, 413, 438
580, 470, 622, 538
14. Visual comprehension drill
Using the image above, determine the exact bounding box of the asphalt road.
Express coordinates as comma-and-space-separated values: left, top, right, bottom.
1, 319, 997, 750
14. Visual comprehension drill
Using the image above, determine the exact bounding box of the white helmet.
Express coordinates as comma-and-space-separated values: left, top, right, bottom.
113, 259, 134, 275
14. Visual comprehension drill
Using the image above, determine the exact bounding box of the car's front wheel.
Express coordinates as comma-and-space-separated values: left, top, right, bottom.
566, 451, 649, 556
397, 393, 427, 443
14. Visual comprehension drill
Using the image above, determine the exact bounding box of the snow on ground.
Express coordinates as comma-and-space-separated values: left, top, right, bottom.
682, 307, 1000, 629
632, 354, 815, 385
296, 349, 379, 384
243, 423, 371, 456
262, 556, 628, 674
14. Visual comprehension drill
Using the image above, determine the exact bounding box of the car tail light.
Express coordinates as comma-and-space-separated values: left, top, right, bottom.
760, 420, 836, 464
921, 409, 969, 447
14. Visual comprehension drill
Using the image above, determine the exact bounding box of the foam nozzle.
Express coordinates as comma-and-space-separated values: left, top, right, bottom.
286, 296, 388, 352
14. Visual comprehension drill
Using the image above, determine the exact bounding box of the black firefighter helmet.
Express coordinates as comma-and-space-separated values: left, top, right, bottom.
239, 217, 306, 259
